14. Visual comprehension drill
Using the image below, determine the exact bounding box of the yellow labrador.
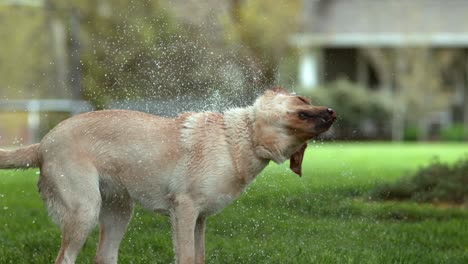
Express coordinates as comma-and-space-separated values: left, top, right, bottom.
0, 88, 336, 264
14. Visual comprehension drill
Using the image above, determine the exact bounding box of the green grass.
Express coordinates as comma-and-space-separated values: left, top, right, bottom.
1, 142, 467, 263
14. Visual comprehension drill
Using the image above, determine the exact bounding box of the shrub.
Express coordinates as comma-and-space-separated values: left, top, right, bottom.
403, 125, 420, 141
441, 123, 468, 141
301, 79, 392, 139
369, 157, 468, 204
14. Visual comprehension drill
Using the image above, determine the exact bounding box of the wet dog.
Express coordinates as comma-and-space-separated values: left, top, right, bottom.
0, 87, 335, 264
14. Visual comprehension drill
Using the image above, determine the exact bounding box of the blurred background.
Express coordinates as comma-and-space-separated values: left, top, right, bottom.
1, 0, 467, 145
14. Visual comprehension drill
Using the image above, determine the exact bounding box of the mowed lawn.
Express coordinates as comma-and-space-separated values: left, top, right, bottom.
1, 143, 467, 263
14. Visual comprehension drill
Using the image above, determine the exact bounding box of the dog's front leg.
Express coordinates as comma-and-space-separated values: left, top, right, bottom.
170, 195, 198, 264
194, 216, 207, 264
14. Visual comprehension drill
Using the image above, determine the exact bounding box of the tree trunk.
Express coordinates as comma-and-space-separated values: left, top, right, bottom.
69, 8, 82, 100
45, 0, 68, 98
392, 50, 407, 142
464, 51, 468, 141
229, 0, 242, 23
416, 49, 431, 142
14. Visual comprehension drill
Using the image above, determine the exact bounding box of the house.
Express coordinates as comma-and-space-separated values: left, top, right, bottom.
290, 0, 468, 140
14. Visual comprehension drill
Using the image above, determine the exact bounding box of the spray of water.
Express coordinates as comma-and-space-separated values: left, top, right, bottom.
82, 11, 267, 116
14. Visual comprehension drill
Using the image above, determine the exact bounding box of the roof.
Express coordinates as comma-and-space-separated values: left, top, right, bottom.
292, 0, 468, 47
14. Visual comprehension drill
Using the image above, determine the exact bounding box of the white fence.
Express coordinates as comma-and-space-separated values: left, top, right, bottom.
0, 99, 93, 144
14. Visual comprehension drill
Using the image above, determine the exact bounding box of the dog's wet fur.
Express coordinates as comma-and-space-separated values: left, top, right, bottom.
0, 87, 335, 264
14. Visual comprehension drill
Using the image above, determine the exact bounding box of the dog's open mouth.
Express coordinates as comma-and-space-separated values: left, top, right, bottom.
315, 116, 336, 131
318, 117, 333, 123
299, 112, 336, 123
313, 116, 336, 125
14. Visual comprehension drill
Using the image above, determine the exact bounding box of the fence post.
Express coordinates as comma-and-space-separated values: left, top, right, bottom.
27, 100, 40, 144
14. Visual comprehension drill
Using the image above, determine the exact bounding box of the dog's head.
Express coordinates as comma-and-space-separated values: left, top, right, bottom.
253, 87, 336, 176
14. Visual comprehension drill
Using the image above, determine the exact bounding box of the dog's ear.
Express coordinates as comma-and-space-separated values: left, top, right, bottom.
290, 143, 307, 177
272, 86, 290, 94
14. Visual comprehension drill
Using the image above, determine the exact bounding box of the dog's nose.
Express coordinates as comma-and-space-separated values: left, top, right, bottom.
327, 108, 336, 118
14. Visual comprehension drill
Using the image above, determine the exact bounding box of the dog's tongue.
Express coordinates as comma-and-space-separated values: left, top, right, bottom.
289, 144, 307, 177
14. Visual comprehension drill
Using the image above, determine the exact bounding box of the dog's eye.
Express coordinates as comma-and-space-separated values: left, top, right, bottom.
298, 112, 313, 119
297, 96, 311, 105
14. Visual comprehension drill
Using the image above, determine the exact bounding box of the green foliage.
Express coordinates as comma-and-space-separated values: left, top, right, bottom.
76, 1, 210, 107
403, 125, 420, 141
3, 1, 289, 107
0, 6, 52, 99
1, 143, 468, 263
441, 123, 468, 141
370, 157, 468, 204
303, 79, 392, 139
222, 0, 301, 87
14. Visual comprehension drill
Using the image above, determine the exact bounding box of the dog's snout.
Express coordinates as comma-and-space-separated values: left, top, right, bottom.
326, 108, 336, 119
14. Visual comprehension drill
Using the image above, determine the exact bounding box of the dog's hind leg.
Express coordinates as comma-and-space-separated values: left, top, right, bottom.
38, 160, 101, 264
94, 193, 133, 264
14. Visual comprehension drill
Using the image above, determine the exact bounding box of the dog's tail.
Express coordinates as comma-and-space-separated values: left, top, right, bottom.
0, 144, 41, 169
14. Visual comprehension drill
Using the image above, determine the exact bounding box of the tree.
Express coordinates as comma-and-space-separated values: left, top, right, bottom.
1, 0, 303, 109
224, 0, 301, 88
0, 5, 52, 99
47, 0, 269, 108
363, 47, 454, 141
